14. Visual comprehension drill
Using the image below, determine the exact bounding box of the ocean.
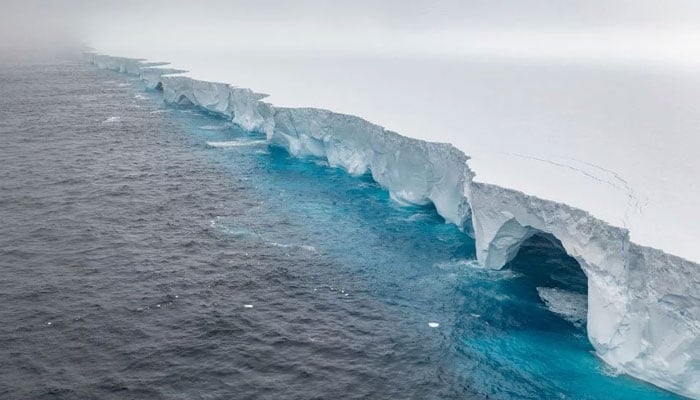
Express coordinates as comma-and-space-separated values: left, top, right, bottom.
0, 56, 680, 399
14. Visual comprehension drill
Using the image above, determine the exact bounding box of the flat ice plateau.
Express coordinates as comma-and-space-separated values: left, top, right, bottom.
86, 52, 699, 399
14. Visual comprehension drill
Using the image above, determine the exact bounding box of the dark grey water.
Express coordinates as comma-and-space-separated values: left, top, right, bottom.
0, 58, 680, 400
0, 58, 468, 400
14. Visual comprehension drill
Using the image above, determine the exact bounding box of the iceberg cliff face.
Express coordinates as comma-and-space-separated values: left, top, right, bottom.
85, 52, 699, 399
159, 76, 275, 135
469, 182, 700, 397
271, 107, 473, 227
139, 67, 187, 90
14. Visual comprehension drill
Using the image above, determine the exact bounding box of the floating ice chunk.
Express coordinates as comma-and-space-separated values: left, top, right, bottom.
536, 287, 587, 327
244, 304, 253, 308
428, 322, 440, 328
199, 125, 227, 130
206, 140, 267, 148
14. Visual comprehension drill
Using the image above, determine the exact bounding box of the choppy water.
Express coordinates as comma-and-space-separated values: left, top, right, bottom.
0, 58, 681, 399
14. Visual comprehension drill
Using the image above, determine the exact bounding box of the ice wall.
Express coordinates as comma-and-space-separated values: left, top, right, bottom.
159, 75, 275, 135
469, 182, 700, 398
85, 53, 699, 399
271, 107, 473, 227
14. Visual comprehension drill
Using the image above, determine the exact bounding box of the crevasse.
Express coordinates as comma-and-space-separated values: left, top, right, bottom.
85, 53, 699, 399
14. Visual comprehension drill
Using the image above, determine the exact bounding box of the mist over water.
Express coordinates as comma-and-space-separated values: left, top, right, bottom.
2, 1, 700, 67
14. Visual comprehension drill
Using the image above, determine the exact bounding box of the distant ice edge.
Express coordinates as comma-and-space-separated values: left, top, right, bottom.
86, 53, 699, 399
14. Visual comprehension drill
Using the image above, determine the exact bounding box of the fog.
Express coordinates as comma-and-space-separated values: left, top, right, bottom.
2, 1, 700, 67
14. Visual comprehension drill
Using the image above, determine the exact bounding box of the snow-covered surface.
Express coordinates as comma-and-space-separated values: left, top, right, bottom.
85, 49, 700, 265
85, 52, 700, 399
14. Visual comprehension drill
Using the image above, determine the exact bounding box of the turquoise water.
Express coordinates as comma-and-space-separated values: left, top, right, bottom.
155, 83, 678, 399
0, 60, 680, 399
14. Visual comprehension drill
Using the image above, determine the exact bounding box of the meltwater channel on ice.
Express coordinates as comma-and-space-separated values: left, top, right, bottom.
85, 53, 699, 399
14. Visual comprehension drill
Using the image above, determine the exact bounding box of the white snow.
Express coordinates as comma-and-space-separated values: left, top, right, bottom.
85, 48, 700, 398
93, 52, 700, 265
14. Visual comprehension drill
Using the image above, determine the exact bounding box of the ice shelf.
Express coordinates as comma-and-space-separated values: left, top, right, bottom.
86, 53, 699, 399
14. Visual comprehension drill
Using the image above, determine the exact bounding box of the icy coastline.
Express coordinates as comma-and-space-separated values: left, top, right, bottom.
86, 53, 699, 398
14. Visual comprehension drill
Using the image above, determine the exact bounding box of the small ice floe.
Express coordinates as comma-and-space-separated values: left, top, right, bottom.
102, 116, 121, 123
206, 140, 267, 148
134, 94, 148, 100
428, 322, 440, 328
537, 287, 587, 327
244, 304, 254, 309
199, 125, 227, 131
47, 321, 52, 326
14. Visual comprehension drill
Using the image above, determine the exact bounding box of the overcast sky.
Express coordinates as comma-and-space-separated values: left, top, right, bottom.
2, 0, 700, 66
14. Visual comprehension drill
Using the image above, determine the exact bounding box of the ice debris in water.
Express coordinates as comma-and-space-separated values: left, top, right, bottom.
206, 140, 267, 148
199, 125, 227, 130
428, 322, 440, 328
537, 287, 587, 328
244, 304, 254, 308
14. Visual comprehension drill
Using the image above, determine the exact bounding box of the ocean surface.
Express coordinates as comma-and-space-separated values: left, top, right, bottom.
0, 57, 681, 399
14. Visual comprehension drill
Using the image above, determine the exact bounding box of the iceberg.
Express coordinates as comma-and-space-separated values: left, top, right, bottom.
85, 53, 699, 399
